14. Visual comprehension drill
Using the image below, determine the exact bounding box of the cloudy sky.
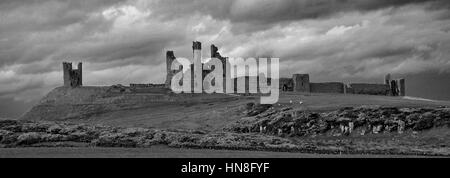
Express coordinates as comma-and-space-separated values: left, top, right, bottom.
1, 0, 450, 118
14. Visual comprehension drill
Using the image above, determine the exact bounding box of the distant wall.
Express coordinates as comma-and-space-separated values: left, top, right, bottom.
279, 78, 293, 91
231, 76, 258, 93
399, 79, 406, 96
348, 83, 390, 95
310, 82, 345, 93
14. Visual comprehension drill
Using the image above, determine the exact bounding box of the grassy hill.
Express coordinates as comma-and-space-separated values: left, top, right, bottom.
21, 86, 450, 131
4, 87, 448, 156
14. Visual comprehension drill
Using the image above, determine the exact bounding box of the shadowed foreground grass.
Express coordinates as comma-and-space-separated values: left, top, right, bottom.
0, 145, 434, 158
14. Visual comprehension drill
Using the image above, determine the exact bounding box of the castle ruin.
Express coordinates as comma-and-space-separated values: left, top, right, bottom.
164, 41, 406, 96
61, 41, 406, 96
63, 62, 82, 87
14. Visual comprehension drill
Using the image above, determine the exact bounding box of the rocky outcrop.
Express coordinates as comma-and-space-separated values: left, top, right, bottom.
0, 120, 297, 151
226, 104, 450, 137
1, 119, 449, 156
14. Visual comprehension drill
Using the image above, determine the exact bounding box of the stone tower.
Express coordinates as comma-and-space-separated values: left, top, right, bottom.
384, 74, 406, 96
63, 62, 82, 87
165, 51, 177, 88
293, 74, 310, 92
399, 78, 406, 96
192, 41, 202, 93
211, 44, 229, 92
385, 73, 391, 85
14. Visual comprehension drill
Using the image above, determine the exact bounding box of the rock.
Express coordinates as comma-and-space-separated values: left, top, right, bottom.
47, 124, 63, 134
93, 132, 138, 147
397, 120, 405, 134
277, 128, 283, 136
121, 127, 149, 136
17, 132, 42, 145
372, 125, 382, 134
413, 117, 434, 131
0, 120, 21, 129
340, 124, 345, 133
227, 105, 450, 138
337, 117, 351, 123
245, 102, 255, 110
0, 129, 14, 144
246, 104, 272, 116
42, 134, 67, 142
348, 122, 354, 134
109, 84, 127, 93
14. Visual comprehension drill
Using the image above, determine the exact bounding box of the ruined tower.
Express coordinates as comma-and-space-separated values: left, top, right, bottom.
385, 73, 391, 85
165, 51, 177, 88
63, 62, 82, 87
384, 74, 406, 96
293, 74, 310, 92
192, 41, 202, 93
399, 78, 406, 96
211, 44, 229, 92
211, 45, 229, 76
385, 73, 392, 95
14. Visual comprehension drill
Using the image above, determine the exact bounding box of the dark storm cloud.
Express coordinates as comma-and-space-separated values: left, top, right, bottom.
0, 0, 126, 33
1, 0, 448, 69
148, 0, 442, 25
0, 79, 44, 97
0, 0, 127, 66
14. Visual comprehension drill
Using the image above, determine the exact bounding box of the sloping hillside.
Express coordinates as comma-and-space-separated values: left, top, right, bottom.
21, 86, 450, 131
21, 86, 255, 131
11, 87, 450, 156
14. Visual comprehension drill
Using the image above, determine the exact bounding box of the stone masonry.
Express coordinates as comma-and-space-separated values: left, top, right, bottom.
164, 41, 406, 96
63, 62, 82, 87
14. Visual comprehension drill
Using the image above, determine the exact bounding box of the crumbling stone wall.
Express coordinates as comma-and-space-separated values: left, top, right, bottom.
279, 78, 293, 91
293, 74, 310, 92
63, 62, 82, 87
211, 44, 228, 74
165, 42, 231, 93
399, 79, 406, 96
165, 51, 178, 88
348, 83, 390, 95
163, 41, 406, 97
384, 74, 406, 96
310, 82, 345, 93
211, 44, 230, 92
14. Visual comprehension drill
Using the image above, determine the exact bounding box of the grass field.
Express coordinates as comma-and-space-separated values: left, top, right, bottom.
21, 87, 450, 131
0, 146, 433, 158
